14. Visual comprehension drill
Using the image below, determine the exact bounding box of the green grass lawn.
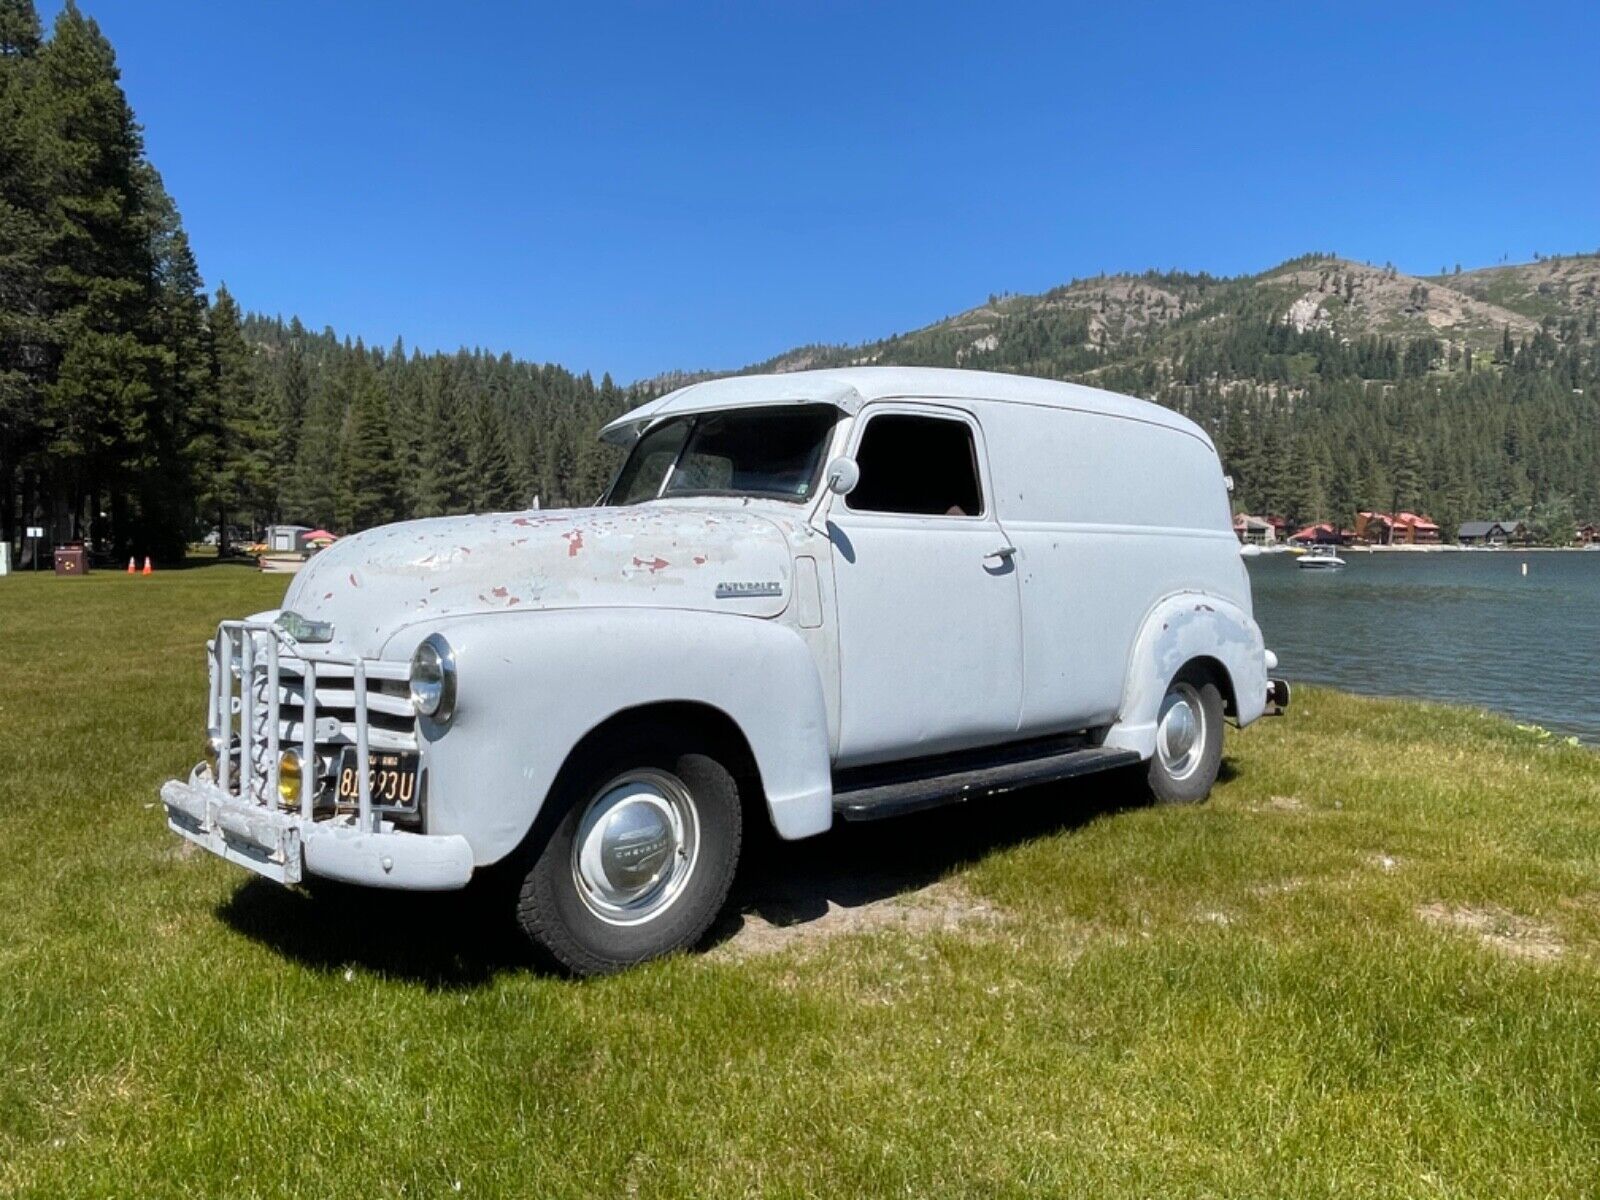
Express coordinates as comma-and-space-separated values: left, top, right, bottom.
2, 564, 1598, 1198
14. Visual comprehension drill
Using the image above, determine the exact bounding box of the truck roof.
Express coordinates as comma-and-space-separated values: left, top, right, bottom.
600, 366, 1214, 450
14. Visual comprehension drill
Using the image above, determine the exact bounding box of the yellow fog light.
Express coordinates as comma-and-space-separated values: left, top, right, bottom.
278, 749, 303, 807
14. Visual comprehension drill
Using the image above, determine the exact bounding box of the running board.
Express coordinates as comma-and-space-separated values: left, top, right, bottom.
832, 744, 1142, 822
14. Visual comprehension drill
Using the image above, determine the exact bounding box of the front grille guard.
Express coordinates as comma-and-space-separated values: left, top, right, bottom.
208, 620, 409, 834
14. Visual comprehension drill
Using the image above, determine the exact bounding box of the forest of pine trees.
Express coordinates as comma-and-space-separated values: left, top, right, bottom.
0, 0, 642, 564
3, 0, 1597, 565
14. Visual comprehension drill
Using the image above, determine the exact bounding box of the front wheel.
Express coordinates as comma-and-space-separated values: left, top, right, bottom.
514, 734, 742, 975
1145, 669, 1225, 805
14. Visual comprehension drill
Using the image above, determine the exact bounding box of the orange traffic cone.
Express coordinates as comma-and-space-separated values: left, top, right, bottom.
127, 557, 136, 574
141, 556, 153, 576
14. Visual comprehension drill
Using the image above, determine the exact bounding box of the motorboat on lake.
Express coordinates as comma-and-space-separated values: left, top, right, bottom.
1297, 546, 1347, 568
1296, 545, 1346, 569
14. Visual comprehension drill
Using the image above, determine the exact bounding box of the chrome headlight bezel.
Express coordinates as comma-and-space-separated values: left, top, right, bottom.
409, 633, 457, 724
274, 610, 334, 644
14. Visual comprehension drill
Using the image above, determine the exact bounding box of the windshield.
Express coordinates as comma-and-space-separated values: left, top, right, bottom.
605, 406, 837, 506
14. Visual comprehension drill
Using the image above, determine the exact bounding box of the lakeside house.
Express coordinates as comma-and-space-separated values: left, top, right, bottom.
1289, 522, 1352, 546
1233, 514, 1277, 545
1457, 519, 1528, 547
1578, 524, 1599, 545
1356, 510, 1441, 545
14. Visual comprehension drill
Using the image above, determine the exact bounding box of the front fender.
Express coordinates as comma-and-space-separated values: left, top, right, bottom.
387, 609, 832, 866
1104, 592, 1268, 759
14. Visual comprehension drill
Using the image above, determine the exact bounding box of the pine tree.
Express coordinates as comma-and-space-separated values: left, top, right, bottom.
202, 284, 273, 551
142, 173, 209, 559
415, 364, 472, 516
336, 357, 401, 531
0, 0, 45, 547
33, 0, 162, 545
273, 319, 310, 515
467, 395, 520, 511
286, 381, 341, 529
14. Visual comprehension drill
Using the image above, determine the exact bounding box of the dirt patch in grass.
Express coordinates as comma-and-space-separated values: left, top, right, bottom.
1417, 902, 1564, 962
713, 878, 1003, 960
1245, 794, 1305, 814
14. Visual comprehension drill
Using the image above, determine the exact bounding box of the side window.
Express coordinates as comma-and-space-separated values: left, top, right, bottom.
846, 413, 984, 517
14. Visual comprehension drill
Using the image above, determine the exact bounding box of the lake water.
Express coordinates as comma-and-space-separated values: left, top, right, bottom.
1247, 550, 1600, 743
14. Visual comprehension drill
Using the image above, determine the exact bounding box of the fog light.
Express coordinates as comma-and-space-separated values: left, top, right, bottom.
278, 749, 303, 807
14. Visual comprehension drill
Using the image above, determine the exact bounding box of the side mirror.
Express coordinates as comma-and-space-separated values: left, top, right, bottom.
824, 457, 860, 496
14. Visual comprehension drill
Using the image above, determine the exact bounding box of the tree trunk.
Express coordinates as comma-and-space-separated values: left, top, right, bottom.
0, 453, 14, 551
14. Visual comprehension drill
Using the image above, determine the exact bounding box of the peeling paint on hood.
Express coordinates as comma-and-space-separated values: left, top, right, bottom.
282, 505, 799, 657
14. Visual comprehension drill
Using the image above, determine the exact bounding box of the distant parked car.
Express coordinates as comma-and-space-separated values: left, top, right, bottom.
161, 368, 1287, 974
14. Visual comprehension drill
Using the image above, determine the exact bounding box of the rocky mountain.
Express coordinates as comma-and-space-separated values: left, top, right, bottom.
740, 253, 1598, 383
646, 252, 1600, 535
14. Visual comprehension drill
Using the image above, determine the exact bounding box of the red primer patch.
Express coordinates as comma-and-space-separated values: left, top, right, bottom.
491, 586, 509, 598
632, 555, 670, 573
564, 530, 584, 557
693, 555, 707, 565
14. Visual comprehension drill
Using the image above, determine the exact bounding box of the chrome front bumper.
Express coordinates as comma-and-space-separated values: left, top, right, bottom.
163, 771, 473, 890
164, 617, 470, 890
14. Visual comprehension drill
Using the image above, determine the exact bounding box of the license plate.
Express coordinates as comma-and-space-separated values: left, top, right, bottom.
336, 749, 420, 809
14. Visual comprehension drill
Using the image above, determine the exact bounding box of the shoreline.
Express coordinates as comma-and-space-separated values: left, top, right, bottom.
1248, 543, 1596, 554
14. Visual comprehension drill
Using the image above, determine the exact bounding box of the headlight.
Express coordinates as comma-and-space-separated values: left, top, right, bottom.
409, 633, 457, 723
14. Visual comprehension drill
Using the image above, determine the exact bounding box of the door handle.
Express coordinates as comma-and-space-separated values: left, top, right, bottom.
984, 545, 1017, 563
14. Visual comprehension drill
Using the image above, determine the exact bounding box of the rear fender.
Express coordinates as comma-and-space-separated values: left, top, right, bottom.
386, 609, 832, 867
1105, 592, 1268, 758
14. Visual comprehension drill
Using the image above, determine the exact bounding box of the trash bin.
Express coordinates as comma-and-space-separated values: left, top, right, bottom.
53, 543, 89, 576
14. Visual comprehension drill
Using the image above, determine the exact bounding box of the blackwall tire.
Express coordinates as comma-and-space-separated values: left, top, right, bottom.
514, 734, 742, 976
1146, 668, 1225, 806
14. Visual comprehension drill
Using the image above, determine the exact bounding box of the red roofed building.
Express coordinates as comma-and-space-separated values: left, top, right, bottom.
1355, 511, 1394, 544
1289, 522, 1351, 545
1394, 512, 1441, 543
1356, 510, 1440, 545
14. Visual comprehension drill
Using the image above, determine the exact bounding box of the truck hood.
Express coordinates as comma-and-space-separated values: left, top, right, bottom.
281, 506, 798, 658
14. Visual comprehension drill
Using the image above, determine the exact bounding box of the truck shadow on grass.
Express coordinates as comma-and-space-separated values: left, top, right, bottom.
216, 764, 1203, 986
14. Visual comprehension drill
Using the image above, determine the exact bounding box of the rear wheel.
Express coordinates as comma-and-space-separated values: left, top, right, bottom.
1146, 667, 1225, 805
514, 733, 742, 975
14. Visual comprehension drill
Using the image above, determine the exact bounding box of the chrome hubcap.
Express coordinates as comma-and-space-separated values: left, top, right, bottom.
1156, 684, 1205, 780
572, 769, 699, 926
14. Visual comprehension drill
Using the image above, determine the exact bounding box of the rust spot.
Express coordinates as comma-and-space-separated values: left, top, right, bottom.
507, 596, 521, 606
632, 555, 670, 574
491, 586, 509, 598
693, 555, 707, 565
564, 530, 584, 557
511, 516, 533, 527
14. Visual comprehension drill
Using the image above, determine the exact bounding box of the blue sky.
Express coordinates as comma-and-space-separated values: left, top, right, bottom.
43, 1, 1600, 382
